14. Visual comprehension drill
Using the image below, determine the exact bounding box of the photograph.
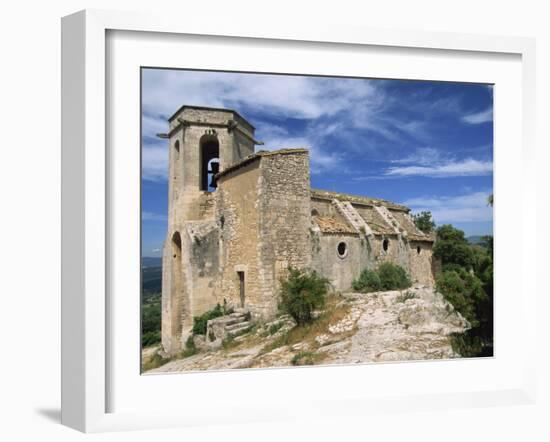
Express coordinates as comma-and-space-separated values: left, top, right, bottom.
140, 69, 494, 373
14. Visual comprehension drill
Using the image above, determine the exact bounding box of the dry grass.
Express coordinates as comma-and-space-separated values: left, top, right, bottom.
259, 294, 352, 355
291, 351, 328, 366
141, 352, 172, 372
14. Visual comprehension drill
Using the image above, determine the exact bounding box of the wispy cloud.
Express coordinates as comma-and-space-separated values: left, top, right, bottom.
256, 121, 342, 175
142, 144, 168, 181
142, 70, 381, 121
385, 158, 493, 178
142, 211, 167, 221
402, 191, 493, 223
353, 146, 493, 179
462, 107, 493, 124
391, 147, 443, 166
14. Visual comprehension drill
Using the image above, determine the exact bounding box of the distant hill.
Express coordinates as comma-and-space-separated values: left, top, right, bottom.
142, 256, 162, 268
467, 236, 483, 244
467, 235, 493, 246
141, 257, 162, 299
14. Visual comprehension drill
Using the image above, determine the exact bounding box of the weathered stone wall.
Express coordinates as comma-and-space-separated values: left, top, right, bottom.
311, 233, 372, 291
407, 241, 435, 286
162, 107, 257, 354
215, 160, 263, 314
185, 221, 220, 317
256, 150, 312, 318
310, 198, 339, 217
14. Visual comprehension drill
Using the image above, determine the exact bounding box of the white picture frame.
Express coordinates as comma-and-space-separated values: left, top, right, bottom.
61, 9, 537, 433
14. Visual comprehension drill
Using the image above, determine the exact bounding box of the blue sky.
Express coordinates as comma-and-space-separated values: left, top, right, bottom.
142, 69, 493, 257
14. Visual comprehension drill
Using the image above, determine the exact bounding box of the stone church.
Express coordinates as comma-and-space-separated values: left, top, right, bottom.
158, 105, 435, 354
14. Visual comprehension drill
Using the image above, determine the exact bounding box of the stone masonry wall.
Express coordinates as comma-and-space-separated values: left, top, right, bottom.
407, 241, 435, 286
215, 160, 263, 314
311, 233, 371, 292
256, 150, 311, 318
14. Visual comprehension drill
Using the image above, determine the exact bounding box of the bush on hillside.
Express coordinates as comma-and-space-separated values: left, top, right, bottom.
378, 262, 412, 290
352, 263, 411, 293
279, 268, 329, 326
352, 269, 381, 292
192, 304, 224, 335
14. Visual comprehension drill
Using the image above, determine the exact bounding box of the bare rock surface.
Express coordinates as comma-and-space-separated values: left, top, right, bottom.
145, 286, 469, 374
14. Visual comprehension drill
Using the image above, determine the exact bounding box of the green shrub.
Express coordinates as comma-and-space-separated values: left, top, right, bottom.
279, 268, 329, 326
352, 263, 411, 293
291, 351, 316, 366
268, 322, 284, 335
192, 303, 225, 335
352, 269, 381, 292
181, 335, 198, 358
396, 290, 416, 303
377, 262, 412, 290
141, 330, 161, 347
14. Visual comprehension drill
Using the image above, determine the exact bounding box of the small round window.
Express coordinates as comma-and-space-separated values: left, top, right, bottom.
337, 242, 348, 258
383, 239, 389, 252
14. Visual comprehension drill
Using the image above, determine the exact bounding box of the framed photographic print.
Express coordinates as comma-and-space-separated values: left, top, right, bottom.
61, 9, 537, 433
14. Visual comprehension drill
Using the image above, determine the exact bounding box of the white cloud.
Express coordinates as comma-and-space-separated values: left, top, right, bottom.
256, 121, 342, 175
402, 191, 493, 223
462, 107, 493, 124
385, 158, 493, 178
142, 144, 168, 181
142, 70, 381, 121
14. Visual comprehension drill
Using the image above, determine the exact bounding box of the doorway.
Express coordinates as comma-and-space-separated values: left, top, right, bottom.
237, 271, 245, 308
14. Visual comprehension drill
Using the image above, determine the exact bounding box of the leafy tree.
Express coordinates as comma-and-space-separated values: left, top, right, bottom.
141, 294, 161, 346
433, 224, 475, 270
436, 268, 486, 327
279, 268, 329, 326
412, 211, 436, 233
436, 266, 492, 357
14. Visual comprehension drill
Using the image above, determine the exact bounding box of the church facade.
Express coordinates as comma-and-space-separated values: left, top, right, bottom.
158, 105, 435, 355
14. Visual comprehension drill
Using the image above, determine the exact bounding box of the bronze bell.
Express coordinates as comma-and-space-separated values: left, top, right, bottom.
208, 161, 219, 188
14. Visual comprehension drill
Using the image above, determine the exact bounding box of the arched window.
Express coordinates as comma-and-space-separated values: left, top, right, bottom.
311, 209, 320, 217
383, 238, 389, 252
200, 135, 219, 191
174, 140, 180, 158
416, 245, 421, 255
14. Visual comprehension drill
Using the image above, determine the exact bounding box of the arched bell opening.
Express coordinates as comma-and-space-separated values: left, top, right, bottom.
199, 135, 220, 192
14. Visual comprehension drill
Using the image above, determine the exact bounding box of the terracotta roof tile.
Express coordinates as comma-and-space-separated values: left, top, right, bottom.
314, 216, 357, 234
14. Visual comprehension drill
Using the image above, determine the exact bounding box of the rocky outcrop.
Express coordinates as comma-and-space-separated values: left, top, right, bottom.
145, 286, 469, 373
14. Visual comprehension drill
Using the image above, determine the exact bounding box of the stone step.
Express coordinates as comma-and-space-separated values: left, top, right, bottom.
225, 320, 251, 332
229, 311, 248, 319
227, 323, 252, 337
208, 314, 244, 327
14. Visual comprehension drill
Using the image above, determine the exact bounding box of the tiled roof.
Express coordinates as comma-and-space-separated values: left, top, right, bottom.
313, 216, 357, 234
390, 211, 433, 242
311, 188, 408, 211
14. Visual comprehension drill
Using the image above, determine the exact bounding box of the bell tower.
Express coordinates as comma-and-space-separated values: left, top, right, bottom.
159, 105, 260, 221
159, 105, 262, 354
